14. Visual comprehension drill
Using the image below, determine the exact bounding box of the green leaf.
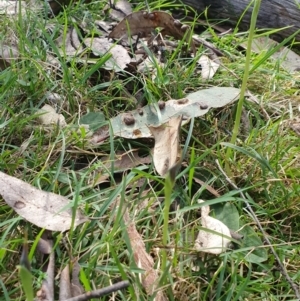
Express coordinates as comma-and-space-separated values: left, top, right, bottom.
239, 225, 268, 263
18, 265, 34, 301
80, 112, 106, 131
110, 87, 240, 139
213, 202, 240, 231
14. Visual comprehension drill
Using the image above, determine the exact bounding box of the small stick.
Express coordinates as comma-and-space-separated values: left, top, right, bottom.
216, 159, 300, 299
64, 280, 130, 301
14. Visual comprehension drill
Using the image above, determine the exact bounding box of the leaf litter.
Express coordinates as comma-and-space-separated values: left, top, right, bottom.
0, 171, 88, 232
0, 0, 281, 299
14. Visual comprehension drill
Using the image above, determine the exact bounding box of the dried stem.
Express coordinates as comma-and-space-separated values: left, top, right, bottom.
64, 280, 130, 301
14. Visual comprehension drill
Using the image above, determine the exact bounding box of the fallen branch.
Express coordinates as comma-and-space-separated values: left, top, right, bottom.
64, 280, 130, 301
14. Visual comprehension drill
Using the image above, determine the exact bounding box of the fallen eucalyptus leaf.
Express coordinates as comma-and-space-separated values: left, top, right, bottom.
240, 36, 300, 72
110, 87, 240, 139
123, 209, 167, 301
37, 104, 67, 127
0, 171, 88, 232
149, 116, 181, 176
195, 200, 232, 254
108, 11, 194, 48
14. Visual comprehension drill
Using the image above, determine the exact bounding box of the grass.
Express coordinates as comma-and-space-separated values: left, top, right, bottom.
1, 0, 300, 300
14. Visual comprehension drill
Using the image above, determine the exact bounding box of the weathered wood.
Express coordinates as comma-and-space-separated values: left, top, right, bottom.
181, 0, 300, 43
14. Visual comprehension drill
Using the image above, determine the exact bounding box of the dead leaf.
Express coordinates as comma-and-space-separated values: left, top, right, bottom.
36, 234, 55, 301
0, 1, 26, 15
123, 209, 167, 301
71, 261, 84, 297
149, 116, 182, 176
0, 171, 88, 231
102, 150, 152, 172
195, 200, 231, 254
108, 11, 194, 48
59, 264, 72, 301
37, 104, 67, 127
198, 55, 219, 79
0, 44, 19, 70
109, 87, 240, 139
84, 37, 131, 70
108, 0, 132, 21
56, 28, 83, 56
240, 36, 300, 72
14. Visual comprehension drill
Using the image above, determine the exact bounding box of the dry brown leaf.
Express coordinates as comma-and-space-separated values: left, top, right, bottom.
102, 150, 152, 171
59, 264, 72, 301
71, 261, 84, 297
0, 171, 88, 231
149, 116, 182, 176
36, 234, 55, 301
93, 150, 151, 185
123, 209, 167, 301
108, 11, 194, 49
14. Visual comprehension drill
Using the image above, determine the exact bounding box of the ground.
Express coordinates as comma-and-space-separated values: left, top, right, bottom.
1, 0, 300, 300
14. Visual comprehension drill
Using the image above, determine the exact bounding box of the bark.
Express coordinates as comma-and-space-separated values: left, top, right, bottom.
181, 0, 300, 44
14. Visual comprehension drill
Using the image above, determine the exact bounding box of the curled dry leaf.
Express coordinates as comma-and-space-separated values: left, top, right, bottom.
198, 55, 219, 79
37, 104, 67, 127
110, 87, 240, 139
109, 11, 194, 48
149, 116, 182, 176
84, 37, 131, 70
195, 200, 231, 254
123, 209, 167, 301
0, 171, 88, 232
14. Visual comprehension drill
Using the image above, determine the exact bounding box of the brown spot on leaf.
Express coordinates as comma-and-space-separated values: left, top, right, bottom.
123, 113, 135, 125
138, 108, 144, 116
177, 98, 189, 105
133, 129, 142, 137
200, 104, 208, 110
14, 201, 25, 209
158, 101, 165, 110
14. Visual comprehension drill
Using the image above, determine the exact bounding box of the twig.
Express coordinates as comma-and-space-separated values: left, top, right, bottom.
64, 280, 130, 301
216, 159, 300, 299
